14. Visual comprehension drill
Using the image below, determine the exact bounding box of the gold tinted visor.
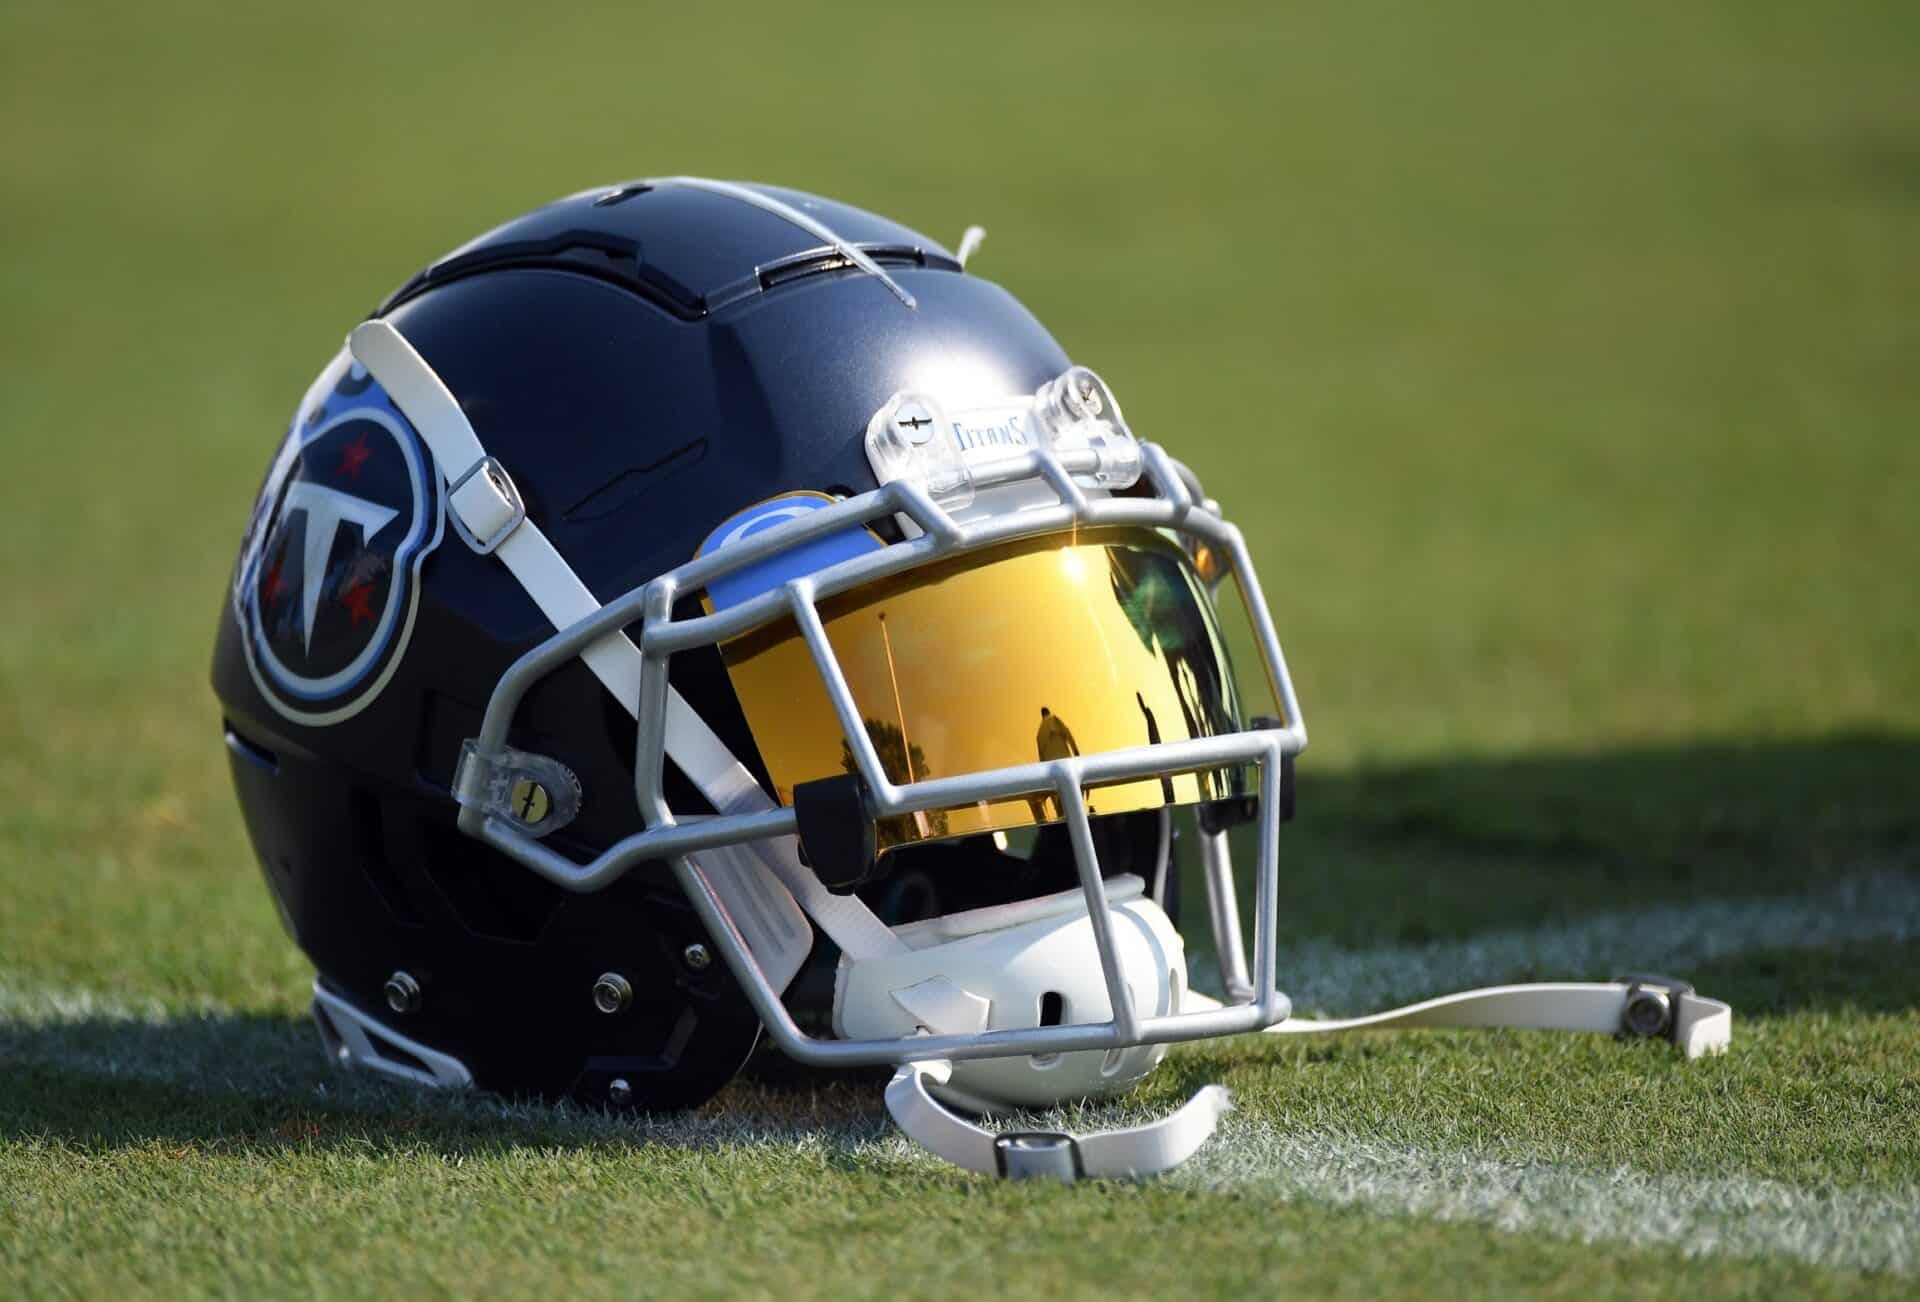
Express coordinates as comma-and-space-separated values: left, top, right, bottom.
720, 528, 1247, 848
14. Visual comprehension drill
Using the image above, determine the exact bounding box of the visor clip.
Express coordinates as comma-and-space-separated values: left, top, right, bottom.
993, 1132, 1084, 1183
453, 740, 582, 837
793, 772, 878, 890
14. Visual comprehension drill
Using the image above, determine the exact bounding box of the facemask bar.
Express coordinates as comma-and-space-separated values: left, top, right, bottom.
1154, 462, 1259, 1004
454, 436, 1306, 1069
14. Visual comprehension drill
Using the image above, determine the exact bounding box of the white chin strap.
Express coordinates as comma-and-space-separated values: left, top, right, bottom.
349, 319, 1734, 1187
887, 1059, 1235, 1182
882, 976, 1730, 1184
1243, 979, 1733, 1057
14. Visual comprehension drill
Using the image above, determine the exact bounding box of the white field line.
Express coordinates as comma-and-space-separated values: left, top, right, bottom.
1276, 868, 1920, 1012
1177, 1120, 1916, 1276
3, 872, 1917, 1275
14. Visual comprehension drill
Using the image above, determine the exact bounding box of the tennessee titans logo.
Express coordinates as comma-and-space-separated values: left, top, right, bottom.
233, 350, 444, 725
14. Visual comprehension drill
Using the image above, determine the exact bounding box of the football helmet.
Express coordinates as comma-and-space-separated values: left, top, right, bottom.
213, 177, 1730, 1180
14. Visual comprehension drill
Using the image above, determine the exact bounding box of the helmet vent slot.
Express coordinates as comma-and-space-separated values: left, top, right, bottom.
1031, 992, 1068, 1069
592, 183, 653, 208
222, 724, 278, 774
758, 243, 929, 292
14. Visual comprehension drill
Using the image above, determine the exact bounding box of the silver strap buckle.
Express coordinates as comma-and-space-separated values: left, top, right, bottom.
1614, 972, 1696, 1042
447, 456, 526, 555
993, 1131, 1084, 1183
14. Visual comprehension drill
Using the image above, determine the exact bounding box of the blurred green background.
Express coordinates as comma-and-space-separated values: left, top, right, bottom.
3, 4, 1917, 1296
2, 0, 1916, 995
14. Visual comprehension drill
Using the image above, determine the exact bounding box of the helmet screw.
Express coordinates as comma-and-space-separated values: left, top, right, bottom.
892, 399, 937, 446
681, 942, 713, 972
509, 778, 552, 826
1077, 377, 1102, 415
591, 972, 633, 1015
383, 970, 421, 1015
607, 1077, 634, 1107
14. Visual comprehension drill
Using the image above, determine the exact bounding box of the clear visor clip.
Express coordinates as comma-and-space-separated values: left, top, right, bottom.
454, 740, 582, 838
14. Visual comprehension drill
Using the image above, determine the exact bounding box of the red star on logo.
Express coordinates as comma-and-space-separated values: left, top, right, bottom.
338, 432, 373, 479
263, 557, 289, 605
339, 578, 375, 626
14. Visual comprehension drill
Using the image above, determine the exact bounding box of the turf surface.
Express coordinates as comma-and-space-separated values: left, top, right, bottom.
1, 0, 1916, 1297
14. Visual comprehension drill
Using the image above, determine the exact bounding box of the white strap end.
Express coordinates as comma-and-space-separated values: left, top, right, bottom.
1673, 991, 1732, 1058
1247, 979, 1734, 1058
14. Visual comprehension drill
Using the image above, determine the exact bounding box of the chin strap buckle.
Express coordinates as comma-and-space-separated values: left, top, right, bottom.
993, 1132, 1085, 1183
1613, 972, 1696, 1043
885, 1058, 1234, 1184
447, 456, 527, 555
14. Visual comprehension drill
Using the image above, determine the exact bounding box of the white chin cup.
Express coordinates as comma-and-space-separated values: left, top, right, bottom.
833, 876, 1186, 1112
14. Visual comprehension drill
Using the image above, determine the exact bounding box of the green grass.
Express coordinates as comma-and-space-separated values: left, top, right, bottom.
2, 0, 1917, 1296
1, 1133, 1895, 1302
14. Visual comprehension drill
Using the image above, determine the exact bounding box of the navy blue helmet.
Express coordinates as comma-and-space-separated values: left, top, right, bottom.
213, 178, 1720, 1181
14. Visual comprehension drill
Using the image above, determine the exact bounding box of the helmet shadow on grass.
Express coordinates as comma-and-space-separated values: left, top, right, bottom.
1186, 730, 1920, 1021
1235, 729, 1920, 952
7, 948, 1915, 1162
0, 1008, 894, 1159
